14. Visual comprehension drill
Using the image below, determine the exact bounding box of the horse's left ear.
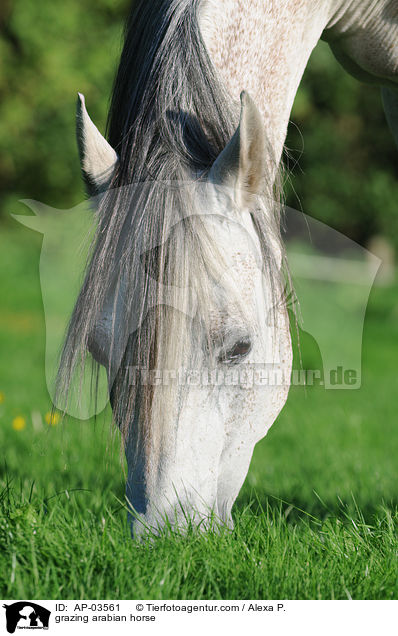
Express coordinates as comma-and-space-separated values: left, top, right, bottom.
76, 93, 118, 195
210, 91, 266, 208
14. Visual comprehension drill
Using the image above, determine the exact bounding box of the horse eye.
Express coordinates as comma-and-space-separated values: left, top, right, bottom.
219, 339, 252, 364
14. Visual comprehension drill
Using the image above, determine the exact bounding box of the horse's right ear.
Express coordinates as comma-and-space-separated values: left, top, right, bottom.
209, 91, 266, 209
76, 93, 118, 195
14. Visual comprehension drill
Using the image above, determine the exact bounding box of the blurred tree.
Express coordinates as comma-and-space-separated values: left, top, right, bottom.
0, 0, 130, 219
286, 41, 398, 252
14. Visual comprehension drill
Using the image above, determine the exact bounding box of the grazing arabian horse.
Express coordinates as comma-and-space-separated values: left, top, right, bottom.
59, 0, 398, 536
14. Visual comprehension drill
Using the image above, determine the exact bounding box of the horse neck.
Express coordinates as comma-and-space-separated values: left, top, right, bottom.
199, 0, 358, 167
201, 0, 398, 167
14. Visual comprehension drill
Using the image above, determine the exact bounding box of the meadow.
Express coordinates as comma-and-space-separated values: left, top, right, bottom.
1, 222, 397, 600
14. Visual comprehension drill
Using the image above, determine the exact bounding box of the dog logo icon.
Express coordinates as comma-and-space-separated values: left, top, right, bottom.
3, 602, 51, 633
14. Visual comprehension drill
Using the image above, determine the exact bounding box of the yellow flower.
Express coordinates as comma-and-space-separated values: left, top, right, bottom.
45, 411, 60, 427
0, 391, 4, 404
12, 416, 26, 431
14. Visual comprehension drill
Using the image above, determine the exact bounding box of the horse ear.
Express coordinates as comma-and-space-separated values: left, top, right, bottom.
210, 91, 266, 208
76, 93, 118, 195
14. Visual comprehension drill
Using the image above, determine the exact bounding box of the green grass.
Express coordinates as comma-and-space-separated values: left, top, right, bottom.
1, 223, 398, 599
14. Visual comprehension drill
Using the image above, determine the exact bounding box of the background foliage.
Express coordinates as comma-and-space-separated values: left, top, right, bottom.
0, 0, 130, 217
285, 42, 398, 251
